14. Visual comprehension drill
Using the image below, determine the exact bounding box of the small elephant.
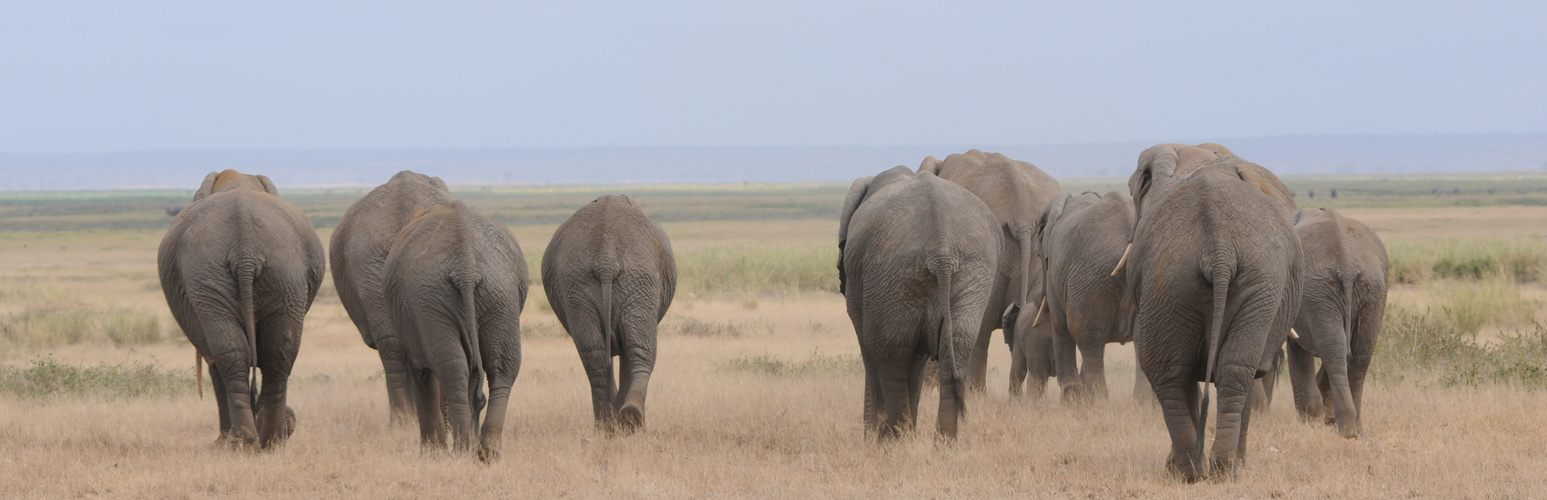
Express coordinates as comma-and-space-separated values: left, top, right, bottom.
1001, 303, 1056, 399
1121, 144, 1302, 481
384, 201, 527, 461
1017, 191, 1137, 403
542, 195, 676, 433
159, 170, 323, 449
331, 170, 457, 424
1287, 208, 1387, 438
919, 150, 1062, 392
840, 169, 1000, 440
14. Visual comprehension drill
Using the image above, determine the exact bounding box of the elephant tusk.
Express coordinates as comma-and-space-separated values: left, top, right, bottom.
1031, 296, 1049, 328
1289, 328, 1300, 340
195, 350, 204, 400
1110, 243, 1132, 277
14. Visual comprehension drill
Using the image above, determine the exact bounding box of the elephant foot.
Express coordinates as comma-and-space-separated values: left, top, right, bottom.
1336, 421, 1362, 439
477, 444, 501, 463
1060, 383, 1093, 406
1322, 415, 1337, 427
1209, 456, 1243, 481
1165, 453, 1205, 483
615, 404, 644, 434
282, 406, 297, 440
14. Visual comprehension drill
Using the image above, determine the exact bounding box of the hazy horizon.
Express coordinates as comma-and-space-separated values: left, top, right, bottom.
3, 2, 1545, 154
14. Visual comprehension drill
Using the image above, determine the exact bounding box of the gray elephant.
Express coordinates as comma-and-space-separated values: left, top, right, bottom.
159, 169, 323, 449
1012, 191, 1137, 403
1118, 144, 1302, 481
384, 201, 527, 461
1287, 208, 1387, 438
840, 169, 1000, 440
919, 150, 1062, 392
330, 170, 457, 424
542, 194, 676, 433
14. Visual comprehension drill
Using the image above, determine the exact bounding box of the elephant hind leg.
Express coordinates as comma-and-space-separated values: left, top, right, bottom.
413, 368, 447, 449
211, 352, 258, 450
1149, 365, 1203, 482
477, 369, 518, 462
862, 357, 884, 439
1208, 363, 1256, 479
876, 360, 913, 440
614, 312, 659, 434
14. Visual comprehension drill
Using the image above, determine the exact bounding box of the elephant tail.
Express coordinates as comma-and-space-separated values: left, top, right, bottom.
931, 258, 965, 420
1195, 263, 1232, 474
457, 278, 486, 425
235, 254, 260, 407
1017, 227, 1034, 308
1342, 273, 1356, 354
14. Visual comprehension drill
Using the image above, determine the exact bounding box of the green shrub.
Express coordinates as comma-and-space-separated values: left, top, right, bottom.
1376, 309, 1547, 388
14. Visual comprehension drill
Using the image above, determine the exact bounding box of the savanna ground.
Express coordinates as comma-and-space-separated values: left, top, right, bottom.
3, 174, 1547, 497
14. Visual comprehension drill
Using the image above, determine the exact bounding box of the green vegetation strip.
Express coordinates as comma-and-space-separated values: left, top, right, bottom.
0, 358, 194, 400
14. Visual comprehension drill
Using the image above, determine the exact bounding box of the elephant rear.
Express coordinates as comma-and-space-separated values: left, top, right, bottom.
158, 171, 323, 450
842, 171, 999, 440
541, 194, 677, 433
384, 202, 528, 461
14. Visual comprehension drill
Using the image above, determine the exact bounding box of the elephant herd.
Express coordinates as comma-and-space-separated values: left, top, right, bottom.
159, 170, 674, 461
839, 144, 1388, 482
154, 143, 1388, 481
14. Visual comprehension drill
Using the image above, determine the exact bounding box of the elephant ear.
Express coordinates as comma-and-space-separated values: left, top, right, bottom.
256, 175, 279, 195
193, 171, 221, 201
837, 176, 875, 295
1000, 303, 1021, 346
430, 176, 450, 193
1128, 145, 1180, 241
917, 155, 943, 174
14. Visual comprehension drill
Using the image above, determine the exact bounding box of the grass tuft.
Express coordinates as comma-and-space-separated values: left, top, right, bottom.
1376, 309, 1547, 388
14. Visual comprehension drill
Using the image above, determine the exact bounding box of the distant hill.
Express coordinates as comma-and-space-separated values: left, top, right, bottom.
4, 134, 1545, 190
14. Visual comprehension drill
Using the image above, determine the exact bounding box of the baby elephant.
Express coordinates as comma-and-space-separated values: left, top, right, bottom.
385, 201, 528, 461
542, 195, 676, 433
1287, 208, 1387, 438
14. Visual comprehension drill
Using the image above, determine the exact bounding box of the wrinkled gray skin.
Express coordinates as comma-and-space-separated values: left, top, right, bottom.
542, 195, 676, 433
385, 202, 527, 462
1124, 144, 1302, 481
840, 169, 999, 440
1010, 191, 1137, 403
330, 170, 457, 425
919, 150, 1062, 392
159, 169, 322, 449
1288, 208, 1387, 439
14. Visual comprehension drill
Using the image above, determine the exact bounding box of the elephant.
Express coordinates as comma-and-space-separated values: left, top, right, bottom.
919, 150, 1062, 392
159, 169, 323, 449
1000, 305, 1055, 400
840, 168, 1000, 440
541, 194, 676, 433
1286, 208, 1387, 439
330, 170, 457, 424
1118, 144, 1302, 481
1009, 191, 1137, 403
384, 201, 527, 461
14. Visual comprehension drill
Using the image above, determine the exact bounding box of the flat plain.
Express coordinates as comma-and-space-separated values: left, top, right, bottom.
3, 176, 1547, 498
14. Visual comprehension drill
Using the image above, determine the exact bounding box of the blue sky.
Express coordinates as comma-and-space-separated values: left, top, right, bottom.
2, 1, 1543, 152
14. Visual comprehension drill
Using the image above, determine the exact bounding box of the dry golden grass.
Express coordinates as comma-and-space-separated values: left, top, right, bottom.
3, 210, 1547, 497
